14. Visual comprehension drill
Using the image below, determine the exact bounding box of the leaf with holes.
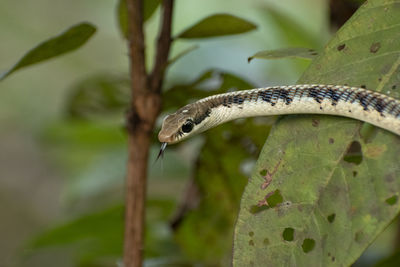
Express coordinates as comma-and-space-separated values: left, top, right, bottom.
176, 14, 257, 39
233, 0, 400, 266
248, 47, 318, 63
0, 22, 96, 81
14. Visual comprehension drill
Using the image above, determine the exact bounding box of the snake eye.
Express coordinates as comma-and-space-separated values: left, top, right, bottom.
181, 120, 194, 133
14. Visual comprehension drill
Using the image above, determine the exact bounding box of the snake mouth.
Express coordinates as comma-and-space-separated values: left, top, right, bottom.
158, 131, 174, 143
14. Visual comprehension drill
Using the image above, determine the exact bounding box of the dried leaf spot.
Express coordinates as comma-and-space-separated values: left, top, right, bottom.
364, 144, 387, 159
327, 213, 336, 223
302, 238, 316, 253
266, 189, 284, 208
250, 204, 268, 214
343, 141, 363, 165
312, 118, 320, 127
249, 231, 254, 237
370, 42, 381, 53
283, 227, 294, 241
385, 195, 398, 206
263, 238, 270, 246
337, 44, 346, 51
329, 138, 334, 144
249, 240, 255, 246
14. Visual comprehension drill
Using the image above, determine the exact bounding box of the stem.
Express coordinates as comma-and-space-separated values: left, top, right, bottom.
150, 0, 174, 92
124, 0, 174, 266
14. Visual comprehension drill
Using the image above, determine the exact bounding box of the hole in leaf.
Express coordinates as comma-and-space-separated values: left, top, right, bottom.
353, 171, 358, 177
250, 205, 268, 214
392, 85, 397, 90
249, 240, 254, 246
302, 238, 315, 253
263, 238, 269, 245
329, 138, 334, 144
259, 169, 268, 176
283, 227, 294, 241
249, 231, 254, 237
327, 213, 336, 223
312, 119, 320, 127
385, 195, 398, 205
266, 190, 283, 208
355, 231, 363, 243
337, 44, 346, 51
370, 42, 381, 53
343, 141, 363, 165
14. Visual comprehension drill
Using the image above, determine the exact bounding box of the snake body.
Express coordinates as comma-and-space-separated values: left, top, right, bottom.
158, 85, 400, 144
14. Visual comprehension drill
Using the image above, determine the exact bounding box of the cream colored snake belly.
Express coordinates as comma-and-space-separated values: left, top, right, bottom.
158, 84, 400, 147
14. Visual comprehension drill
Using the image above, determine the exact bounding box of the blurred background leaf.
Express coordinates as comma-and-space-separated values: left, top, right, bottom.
65, 73, 130, 120
248, 47, 318, 62
176, 14, 257, 39
0, 22, 96, 81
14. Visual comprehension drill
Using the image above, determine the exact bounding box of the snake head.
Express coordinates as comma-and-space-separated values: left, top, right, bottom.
158, 104, 207, 144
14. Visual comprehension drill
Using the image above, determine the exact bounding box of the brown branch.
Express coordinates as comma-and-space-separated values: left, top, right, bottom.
150, 0, 174, 92
124, 0, 148, 267
124, 0, 174, 266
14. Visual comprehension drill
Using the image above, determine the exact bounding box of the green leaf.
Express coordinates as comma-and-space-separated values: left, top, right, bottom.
117, 0, 129, 39
234, 0, 400, 266
29, 205, 124, 263
117, 0, 162, 39
28, 199, 176, 265
0, 22, 96, 81
248, 47, 318, 63
176, 14, 257, 39
65, 73, 130, 119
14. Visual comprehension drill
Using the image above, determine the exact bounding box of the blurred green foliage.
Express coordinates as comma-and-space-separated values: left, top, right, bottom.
3, 0, 398, 266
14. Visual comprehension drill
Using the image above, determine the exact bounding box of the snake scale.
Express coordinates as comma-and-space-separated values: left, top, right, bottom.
158, 84, 400, 152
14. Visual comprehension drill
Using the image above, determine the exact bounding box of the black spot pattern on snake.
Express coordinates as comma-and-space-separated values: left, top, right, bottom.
308, 87, 324, 103
233, 95, 244, 104
194, 108, 211, 125
326, 89, 341, 106
354, 92, 370, 111
259, 90, 272, 103
279, 89, 293, 104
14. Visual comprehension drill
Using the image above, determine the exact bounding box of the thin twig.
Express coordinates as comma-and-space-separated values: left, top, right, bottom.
150, 0, 174, 92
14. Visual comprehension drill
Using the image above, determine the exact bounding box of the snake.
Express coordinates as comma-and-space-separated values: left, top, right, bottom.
157, 84, 400, 156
